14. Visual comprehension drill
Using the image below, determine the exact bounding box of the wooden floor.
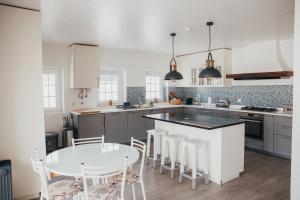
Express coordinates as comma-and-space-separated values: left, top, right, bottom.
126, 150, 291, 200
34, 150, 290, 200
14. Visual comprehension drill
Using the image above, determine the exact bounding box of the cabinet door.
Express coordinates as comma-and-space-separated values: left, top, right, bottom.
127, 110, 150, 141
77, 114, 105, 138
71, 45, 100, 88
274, 116, 292, 136
149, 109, 162, 129
263, 116, 274, 153
105, 112, 127, 143
274, 134, 292, 158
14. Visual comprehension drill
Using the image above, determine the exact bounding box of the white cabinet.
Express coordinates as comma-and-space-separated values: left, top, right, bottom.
177, 49, 232, 87
70, 44, 100, 88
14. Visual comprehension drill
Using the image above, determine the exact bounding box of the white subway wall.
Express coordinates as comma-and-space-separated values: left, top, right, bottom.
0, 5, 45, 199
291, 0, 300, 199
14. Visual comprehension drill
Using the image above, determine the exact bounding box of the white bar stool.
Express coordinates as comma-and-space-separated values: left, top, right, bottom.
160, 134, 185, 179
179, 138, 209, 190
146, 129, 168, 168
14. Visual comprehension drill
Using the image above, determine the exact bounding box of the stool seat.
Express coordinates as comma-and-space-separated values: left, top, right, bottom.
146, 129, 168, 168
179, 138, 209, 189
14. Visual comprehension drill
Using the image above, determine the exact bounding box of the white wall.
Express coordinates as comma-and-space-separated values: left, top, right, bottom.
0, 5, 45, 199
232, 39, 294, 85
291, 0, 300, 199
42, 43, 170, 133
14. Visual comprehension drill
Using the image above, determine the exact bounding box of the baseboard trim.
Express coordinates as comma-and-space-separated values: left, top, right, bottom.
14, 193, 39, 200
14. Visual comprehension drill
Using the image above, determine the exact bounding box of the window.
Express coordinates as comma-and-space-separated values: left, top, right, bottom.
98, 69, 125, 104
42, 68, 62, 112
145, 72, 162, 99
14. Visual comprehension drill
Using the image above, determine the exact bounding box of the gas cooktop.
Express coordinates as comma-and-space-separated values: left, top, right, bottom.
241, 106, 278, 112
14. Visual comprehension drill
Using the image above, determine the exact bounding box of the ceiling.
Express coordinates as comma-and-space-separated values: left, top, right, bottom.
1, 0, 295, 54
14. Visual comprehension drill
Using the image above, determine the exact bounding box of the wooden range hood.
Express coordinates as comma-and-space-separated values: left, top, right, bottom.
226, 71, 293, 80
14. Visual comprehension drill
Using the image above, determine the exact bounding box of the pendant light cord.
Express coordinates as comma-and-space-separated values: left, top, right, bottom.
208, 24, 212, 53
172, 35, 175, 59
169, 33, 177, 69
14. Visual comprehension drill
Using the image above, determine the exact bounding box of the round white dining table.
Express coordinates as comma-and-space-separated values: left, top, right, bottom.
44, 143, 139, 177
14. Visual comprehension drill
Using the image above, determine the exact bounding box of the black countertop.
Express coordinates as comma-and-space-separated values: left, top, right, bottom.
143, 112, 246, 130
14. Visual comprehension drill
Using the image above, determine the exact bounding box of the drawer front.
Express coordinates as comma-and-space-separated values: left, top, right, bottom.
274, 134, 292, 158
274, 116, 292, 136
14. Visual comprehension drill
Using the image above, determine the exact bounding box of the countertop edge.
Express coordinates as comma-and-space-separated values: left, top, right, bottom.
142, 115, 246, 130
69, 104, 292, 117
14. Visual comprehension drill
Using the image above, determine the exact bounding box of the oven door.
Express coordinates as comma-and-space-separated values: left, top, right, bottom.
241, 118, 263, 140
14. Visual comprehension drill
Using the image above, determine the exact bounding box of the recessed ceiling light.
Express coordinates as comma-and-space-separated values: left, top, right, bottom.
184, 27, 193, 32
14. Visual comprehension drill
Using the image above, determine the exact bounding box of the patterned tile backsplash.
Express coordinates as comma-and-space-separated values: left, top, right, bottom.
126, 87, 145, 105
170, 85, 293, 107
127, 85, 293, 108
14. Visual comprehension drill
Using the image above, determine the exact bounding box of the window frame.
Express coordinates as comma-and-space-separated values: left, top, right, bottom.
145, 71, 163, 100
98, 69, 126, 105
42, 68, 63, 113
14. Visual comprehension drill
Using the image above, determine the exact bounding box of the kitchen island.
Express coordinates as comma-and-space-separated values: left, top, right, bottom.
143, 112, 246, 185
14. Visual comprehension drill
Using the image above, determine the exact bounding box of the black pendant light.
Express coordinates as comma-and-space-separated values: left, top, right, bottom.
164, 33, 183, 80
199, 22, 222, 78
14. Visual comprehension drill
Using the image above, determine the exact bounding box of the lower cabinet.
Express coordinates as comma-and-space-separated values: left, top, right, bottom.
104, 112, 127, 143
127, 110, 151, 141
72, 113, 105, 139
274, 134, 292, 158
263, 115, 274, 153
273, 116, 292, 158
263, 115, 292, 159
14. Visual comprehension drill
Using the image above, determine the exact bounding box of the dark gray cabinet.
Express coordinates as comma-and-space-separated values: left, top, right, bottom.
72, 113, 105, 139
273, 116, 292, 158
127, 110, 150, 141
104, 112, 127, 143
263, 115, 274, 153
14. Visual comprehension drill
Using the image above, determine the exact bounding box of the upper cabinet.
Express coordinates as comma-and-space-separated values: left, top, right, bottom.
177, 49, 232, 87
70, 44, 100, 88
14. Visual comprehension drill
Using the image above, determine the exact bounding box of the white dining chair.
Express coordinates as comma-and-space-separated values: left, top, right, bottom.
72, 135, 105, 147
80, 157, 128, 200
31, 149, 83, 200
112, 137, 147, 200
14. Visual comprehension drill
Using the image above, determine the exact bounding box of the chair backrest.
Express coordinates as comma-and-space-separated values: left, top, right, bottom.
72, 135, 105, 147
81, 157, 128, 200
30, 149, 50, 200
130, 137, 146, 177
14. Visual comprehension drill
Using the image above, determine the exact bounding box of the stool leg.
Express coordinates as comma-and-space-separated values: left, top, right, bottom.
160, 138, 166, 174
191, 146, 197, 190
203, 143, 209, 184
153, 134, 159, 169
146, 133, 151, 165
170, 140, 176, 179
179, 145, 186, 183
132, 183, 136, 200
